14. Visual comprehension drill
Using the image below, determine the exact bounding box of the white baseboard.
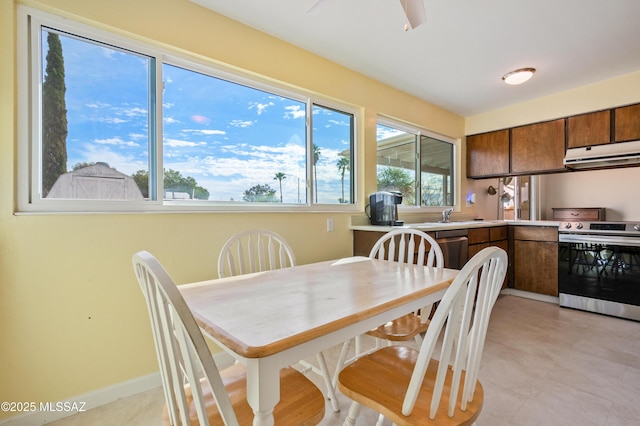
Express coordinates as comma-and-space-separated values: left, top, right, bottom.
500, 288, 559, 305
0, 352, 235, 425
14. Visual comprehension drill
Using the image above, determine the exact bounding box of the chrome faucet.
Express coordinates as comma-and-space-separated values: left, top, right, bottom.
440, 208, 454, 223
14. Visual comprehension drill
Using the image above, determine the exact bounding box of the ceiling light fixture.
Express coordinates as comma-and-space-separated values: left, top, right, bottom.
502, 67, 536, 85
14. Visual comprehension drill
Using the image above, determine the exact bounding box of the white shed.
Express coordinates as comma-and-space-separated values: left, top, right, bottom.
47, 163, 144, 200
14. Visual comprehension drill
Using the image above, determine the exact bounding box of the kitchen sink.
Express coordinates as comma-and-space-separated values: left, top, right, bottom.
404, 220, 490, 228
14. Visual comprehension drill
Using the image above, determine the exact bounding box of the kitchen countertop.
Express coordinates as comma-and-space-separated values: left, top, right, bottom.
350, 220, 560, 232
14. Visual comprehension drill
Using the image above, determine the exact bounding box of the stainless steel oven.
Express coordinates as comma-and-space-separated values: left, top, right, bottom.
558, 221, 640, 321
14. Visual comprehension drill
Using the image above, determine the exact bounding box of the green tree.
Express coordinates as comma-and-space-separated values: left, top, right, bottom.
132, 170, 149, 198
336, 156, 350, 203
377, 167, 415, 205
313, 144, 321, 203
273, 172, 286, 203
42, 32, 68, 197
131, 169, 209, 200
242, 184, 277, 202
72, 162, 95, 170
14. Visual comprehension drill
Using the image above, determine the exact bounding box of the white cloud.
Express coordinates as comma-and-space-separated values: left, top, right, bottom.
284, 105, 305, 119
98, 117, 128, 124
85, 102, 111, 109
230, 120, 254, 128
94, 137, 139, 147
121, 107, 147, 117
182, 129, 226, 135
164, 139, 207, 148
70, 143, 146, 176
249, 101, 274, 115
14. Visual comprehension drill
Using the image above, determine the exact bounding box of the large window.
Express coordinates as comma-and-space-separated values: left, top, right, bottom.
376, 119, 455, 207
18, 7, 356, 212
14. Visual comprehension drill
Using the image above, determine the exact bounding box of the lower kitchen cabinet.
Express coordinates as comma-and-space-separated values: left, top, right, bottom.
511, 226, 558, 296
468, 226, 508, 288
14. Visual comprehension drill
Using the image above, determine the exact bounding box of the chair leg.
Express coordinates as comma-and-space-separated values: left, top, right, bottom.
343, 401, 362, 426
332, 339, 352, 390
316, 352, 340, 412
413, 333, 423, 347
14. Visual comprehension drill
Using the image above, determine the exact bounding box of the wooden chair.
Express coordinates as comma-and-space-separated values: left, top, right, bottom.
217, 229, 340, 412
338, 246, 508, 426
217, 229, 296, 278
133, 251, 325, 425
332, 229, 444, 391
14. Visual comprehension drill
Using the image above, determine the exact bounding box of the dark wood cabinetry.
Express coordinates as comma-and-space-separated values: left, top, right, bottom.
467, 102, 640, 177
552, 207, 606, 221
466, 130, 510, 178
468, 226, 508, 288
567, 110, 611, 148
511, 119, 566, 174
355, 224, 560, 296
511, 226, 558, 296
614, 103, 640, 142
353, 230, 385, 257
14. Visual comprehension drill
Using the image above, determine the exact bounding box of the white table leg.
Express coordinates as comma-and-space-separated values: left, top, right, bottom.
245, 358, 280, 426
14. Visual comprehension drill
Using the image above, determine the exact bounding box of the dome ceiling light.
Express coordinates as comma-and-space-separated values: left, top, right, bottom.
502, 67, 536, 85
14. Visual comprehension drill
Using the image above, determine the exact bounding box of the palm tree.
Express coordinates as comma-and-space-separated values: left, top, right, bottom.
336, 156, 350, 203
273, 172, 286, 202
313, 144, 321, 203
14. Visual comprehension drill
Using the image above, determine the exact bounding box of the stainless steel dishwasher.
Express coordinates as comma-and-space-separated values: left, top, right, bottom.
434, 229, 469, 269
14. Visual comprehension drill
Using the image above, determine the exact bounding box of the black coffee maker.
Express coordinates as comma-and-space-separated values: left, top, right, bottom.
366, 191, 404, 226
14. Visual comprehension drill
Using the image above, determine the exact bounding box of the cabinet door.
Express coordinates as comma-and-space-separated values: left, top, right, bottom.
489, 226, 508, 241
513, 240, 558, 296
353, 231, 385, 256
511, 119, 566, 174
614, 103, 640, 142
468, 228, 489, 245
567, 110, 611, 148
466, 130, 510, 178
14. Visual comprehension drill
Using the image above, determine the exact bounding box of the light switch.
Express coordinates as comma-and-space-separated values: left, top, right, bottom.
327, 217, 334, 232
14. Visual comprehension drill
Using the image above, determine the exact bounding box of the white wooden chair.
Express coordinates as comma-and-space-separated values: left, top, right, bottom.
132, 251, 325, 425
338, 246, 508, 426
217, 229, 340, 412
332, 229, 444, 391
217, 229, 296, 278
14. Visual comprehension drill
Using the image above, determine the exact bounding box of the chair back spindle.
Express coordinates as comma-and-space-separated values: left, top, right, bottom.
370, 229, 443, 268
218, 229, 296, 278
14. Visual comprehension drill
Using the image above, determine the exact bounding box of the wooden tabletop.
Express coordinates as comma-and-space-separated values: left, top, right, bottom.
180, 257, 457, 358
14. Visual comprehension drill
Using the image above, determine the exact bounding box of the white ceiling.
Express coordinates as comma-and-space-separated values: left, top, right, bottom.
191, 0, 640, 117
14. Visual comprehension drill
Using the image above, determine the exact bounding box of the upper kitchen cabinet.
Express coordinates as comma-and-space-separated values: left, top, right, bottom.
567, 110, 611, 148
614, 103, 640, 142
466, 129, 510, 178
511, 119, 566, 174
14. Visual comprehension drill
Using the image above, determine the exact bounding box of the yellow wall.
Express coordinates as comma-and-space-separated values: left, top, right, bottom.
465, 71, 640, 221
0, 0, 466, 417
466, 71, 640, 134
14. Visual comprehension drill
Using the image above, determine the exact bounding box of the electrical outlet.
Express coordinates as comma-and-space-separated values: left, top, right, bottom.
326, 217, 334, 232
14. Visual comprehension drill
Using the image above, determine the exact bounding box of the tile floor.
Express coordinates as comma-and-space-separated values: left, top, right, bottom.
50, 295, 640, 425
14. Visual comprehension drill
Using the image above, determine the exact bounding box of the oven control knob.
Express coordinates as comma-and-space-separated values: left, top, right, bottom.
563, 223, 572, 229
634, 224, 640, 232
575, 222, 583, 229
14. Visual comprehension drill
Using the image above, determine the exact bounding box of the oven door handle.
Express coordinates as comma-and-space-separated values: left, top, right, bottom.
559, 234, 640, 247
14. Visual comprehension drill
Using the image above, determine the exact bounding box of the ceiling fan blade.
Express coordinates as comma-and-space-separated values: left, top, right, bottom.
399, 0, 427, 29
306, 0, 327, 15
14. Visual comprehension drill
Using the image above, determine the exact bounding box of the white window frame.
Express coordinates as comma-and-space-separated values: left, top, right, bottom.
376, 115, 458, 211
17, 6, 359, 214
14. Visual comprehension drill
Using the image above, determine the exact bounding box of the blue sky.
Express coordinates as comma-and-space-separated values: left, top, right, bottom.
52, 30, 352, 203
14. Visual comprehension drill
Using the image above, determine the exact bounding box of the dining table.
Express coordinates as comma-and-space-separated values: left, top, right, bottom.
179, 256, 458, 426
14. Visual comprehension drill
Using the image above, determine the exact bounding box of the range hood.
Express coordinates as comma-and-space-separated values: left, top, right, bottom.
564, 140, 640, 169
